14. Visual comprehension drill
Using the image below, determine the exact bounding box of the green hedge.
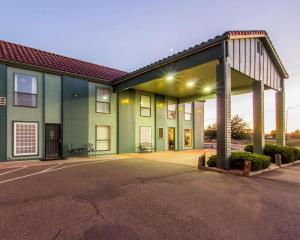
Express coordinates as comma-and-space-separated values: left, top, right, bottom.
207, 155, 217, 167
230, 152, 271, 171
244, 144, 300, 164
206, 152, 271, 171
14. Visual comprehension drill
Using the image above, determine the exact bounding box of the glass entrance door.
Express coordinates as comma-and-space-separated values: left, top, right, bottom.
168, 127, 175, 150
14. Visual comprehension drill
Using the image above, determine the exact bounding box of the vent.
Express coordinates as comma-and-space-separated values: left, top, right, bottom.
0, 97, 7, 106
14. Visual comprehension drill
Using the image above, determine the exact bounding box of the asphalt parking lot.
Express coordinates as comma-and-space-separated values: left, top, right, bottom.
0, 158, 299, 240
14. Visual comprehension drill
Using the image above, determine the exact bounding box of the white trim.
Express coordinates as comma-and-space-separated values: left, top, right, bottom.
13, 122, 38, 156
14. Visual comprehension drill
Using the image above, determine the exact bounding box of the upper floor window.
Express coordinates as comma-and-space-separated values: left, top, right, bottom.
96, 87, 111, 113
14, 73, 37, 107
140, 95, 151, 117
184, 103, 192, 121
167, 99, 176, 119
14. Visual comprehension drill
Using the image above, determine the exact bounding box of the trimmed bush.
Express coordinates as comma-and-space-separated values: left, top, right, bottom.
207, 155, 217, 167
244, 144, 299, 164
230, 151, 271, 171
244, 144, 253, 153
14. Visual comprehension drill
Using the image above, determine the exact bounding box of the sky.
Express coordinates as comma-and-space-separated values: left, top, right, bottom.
0, 0, 299, 132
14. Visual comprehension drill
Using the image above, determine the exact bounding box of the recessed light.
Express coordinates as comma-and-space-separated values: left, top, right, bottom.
166, 74, 175, 81
203, 86, 212, 93
186, 81, 195, 88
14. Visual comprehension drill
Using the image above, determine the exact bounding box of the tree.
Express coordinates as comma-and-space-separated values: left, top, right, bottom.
291, 129, 300, 139
205, 114, 252, 140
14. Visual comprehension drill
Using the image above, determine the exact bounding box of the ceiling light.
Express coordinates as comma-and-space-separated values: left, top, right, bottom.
186, 81, 195, 88
166, 74, 175, 81
203, 86, 212, 93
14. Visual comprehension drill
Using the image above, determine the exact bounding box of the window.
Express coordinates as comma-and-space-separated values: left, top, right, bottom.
96, 87, 111, 113
140, 95, 151, 117
13, 122, 38, 156
140, 127, 152, 144
14, 73, 37, 107
96, 126, 111, 151
184, 103, 192, 121
184, 129, 192, 148
158, 127, 164, 139
167, 99, 176, 119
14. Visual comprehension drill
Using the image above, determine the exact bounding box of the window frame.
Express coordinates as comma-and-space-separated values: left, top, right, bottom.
96, 87, 111, 114
167, 99, 176, 120
13, 73, 38, 108
13, 121, 39, 157
183, 128, 193, 148
140, 126, 152, 144
95, 125, 111, 151
157, 127, 164, 139
184, 103, 192, 121
140, 94, 151, 117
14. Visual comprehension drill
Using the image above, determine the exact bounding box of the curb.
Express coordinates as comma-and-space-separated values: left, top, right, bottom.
201, 160, 300, 177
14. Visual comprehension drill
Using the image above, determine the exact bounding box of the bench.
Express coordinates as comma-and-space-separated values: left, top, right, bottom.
138, 142, 154, 153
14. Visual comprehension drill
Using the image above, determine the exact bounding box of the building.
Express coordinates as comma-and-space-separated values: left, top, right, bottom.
0, 30, 288, 169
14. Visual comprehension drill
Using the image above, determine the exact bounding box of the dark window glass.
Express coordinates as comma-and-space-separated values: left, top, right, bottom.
14, 73, 37, 107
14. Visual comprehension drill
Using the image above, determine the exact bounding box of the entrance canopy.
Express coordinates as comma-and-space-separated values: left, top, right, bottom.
113, 30, 288, 102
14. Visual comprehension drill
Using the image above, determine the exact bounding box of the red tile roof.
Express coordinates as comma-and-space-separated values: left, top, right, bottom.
0, 40, 127, 83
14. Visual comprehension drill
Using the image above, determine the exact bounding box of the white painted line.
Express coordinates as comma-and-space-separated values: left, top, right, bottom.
40, 163, 63, 173
0, 166, 28, 176
0, 159, 114, 185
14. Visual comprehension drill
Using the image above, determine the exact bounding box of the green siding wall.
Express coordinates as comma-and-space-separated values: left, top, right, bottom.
0, 64, 7, 161
45, 74, 62, 124
6, 67, 44, 160
118, 89, 136, 153
135, 90, 155, 152
155, 95, 167, 151
62, 76, 89, 157
88, 82, 117, 154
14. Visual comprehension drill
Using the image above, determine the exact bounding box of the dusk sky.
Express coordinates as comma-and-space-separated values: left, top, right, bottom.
1, 0, 299, 132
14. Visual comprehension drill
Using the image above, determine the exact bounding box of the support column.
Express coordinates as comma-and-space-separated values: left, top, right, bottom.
276, 90, 285, 146
216, 62, 231, 169
253, 80, 265, 154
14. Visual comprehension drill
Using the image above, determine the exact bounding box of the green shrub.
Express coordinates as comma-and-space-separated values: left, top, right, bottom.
207, 155, 217, 167
245, 144, 298, 164
244, 144, 253, 153
264, 144, 295, 164
230, 151, 271, 171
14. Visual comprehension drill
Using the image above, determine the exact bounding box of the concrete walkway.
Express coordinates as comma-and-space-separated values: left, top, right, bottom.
124, 149, 216, 167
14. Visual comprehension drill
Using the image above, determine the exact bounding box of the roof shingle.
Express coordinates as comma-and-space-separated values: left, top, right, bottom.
0, 40, 127, 82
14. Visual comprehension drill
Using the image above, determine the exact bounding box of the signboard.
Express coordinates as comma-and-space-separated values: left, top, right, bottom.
0, 97, 6, 106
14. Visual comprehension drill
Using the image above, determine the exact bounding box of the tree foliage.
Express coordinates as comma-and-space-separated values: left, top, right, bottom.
205, 114, 252, 140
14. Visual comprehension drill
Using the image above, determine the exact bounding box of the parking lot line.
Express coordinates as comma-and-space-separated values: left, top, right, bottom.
0, 159, 114, 185
0, 166, 28, 176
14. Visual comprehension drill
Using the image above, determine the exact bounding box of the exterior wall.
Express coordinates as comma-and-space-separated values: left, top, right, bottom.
88, 82, 117, 154
45, 74, 62, 124
155, 94, 167, 151
178, 103, 193, 150
135, 90, 155, 152
0, 64, 7, 161
118, 89, 136, 153
62, 76, 89, 157
6, 67, 44, 160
